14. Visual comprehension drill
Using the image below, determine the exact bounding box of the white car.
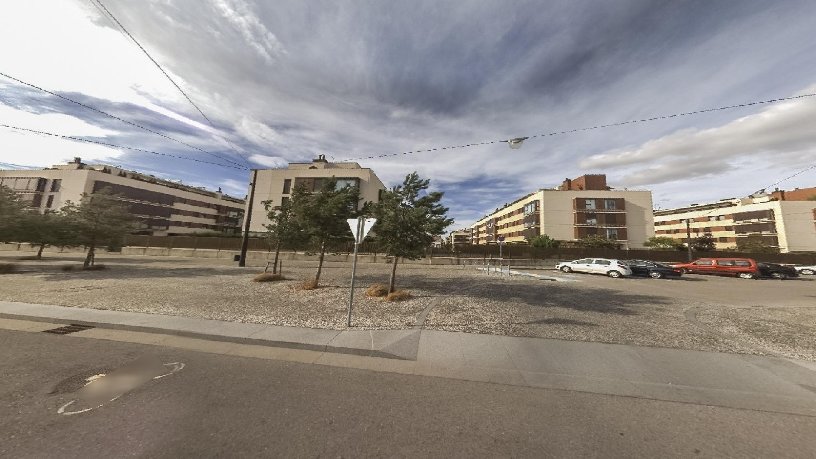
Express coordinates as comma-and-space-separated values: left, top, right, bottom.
795, 265, 816, 275
555, 258, 633, 278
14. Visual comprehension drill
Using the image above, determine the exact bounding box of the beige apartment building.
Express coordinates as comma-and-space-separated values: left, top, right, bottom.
471, 174, 654, 248
245, 155, 386, 233
448, 228, 472, 246
654, 187, 816, 253
0, 158, 245, 236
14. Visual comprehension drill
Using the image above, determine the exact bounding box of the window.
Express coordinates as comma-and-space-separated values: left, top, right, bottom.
604, 199, 616, 210
50, 179, 61, 192
693, 260, 714, 266
335, 178, 359, 189
585, 199, 596, 210
45, 195, 54, 208
733, 260, 751, 267
281, 196, 290, 206
606, 228, 619, 239
585, 213, 597, 225
282, 179, 291, 194
593, 259, 611, 265
717, 260, 735, 266
576, 259, 592, 264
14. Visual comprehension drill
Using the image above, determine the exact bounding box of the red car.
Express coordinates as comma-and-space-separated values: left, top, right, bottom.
672, 258, 759, 279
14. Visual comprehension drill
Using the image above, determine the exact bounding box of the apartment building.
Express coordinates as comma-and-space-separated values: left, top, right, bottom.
471, 174, 654, 248
0, 158, 245, 236
654, 187, 816, 253
448, 229, 472, 246
245, 155, 387, 233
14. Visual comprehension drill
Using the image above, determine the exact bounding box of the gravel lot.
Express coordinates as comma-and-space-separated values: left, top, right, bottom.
1, 252, 814, 361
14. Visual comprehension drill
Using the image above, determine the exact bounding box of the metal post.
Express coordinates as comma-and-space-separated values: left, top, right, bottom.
347, 217, 363, 327
685, 219, 693, 262
239, 169, 258, 267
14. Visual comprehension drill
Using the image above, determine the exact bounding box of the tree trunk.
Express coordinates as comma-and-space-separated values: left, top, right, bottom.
84, 244, 95, 268
36, 243, 45, 260
273, 239, 281, 274
388, 256, 399, 293
314, 239, 326, 285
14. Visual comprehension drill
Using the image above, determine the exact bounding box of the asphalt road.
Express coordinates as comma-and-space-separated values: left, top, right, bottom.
2, 330, 815, 458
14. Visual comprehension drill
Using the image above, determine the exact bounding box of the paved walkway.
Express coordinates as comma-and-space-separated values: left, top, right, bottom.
2, 300, 815, 416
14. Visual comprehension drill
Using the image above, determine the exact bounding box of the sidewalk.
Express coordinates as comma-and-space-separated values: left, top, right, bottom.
2, 300, 815, 416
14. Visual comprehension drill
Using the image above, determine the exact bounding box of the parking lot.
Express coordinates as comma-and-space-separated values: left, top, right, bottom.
1, 252, 814, 361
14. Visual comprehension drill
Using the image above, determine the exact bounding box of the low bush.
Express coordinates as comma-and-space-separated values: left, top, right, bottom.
385, 290, 412, 302
253, 272, 284, 282
0, 263, 18, 274
295, 279, 319, 290
365, 283, 389, 297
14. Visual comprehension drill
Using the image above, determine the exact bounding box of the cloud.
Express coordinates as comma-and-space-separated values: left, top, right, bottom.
209, 0, 286, 63
248, 154, 287, 168
579, 88, 816, 186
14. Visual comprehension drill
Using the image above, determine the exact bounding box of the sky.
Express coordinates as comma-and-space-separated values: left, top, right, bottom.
1, 0, 815, 229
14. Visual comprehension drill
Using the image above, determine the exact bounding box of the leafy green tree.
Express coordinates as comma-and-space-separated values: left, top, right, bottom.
0, 186, 26, 242
263, 198, 303, 274
643, 236, 683, 250
290, 178, 360, 286
691, 234, 716, 252
62, 187, 135, 268
527, 234, 560, 248
21, 210, 77, 259
737, 236, 780, 254
576, 235, 620, 249
373, 172, 453, 293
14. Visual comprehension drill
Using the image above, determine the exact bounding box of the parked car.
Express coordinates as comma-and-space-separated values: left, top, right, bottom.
672, 258, 759, 279
624, 260, 682, 279
555, 258, 633, 278
794, 265, 816, 275
757, 263, 799, 279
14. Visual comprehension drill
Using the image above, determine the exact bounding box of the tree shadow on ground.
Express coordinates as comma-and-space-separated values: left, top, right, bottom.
22, 265, 251, 281
351, 272, 675, 316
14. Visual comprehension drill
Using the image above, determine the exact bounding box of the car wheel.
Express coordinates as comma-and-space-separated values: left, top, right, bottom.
738, 272, 756, 279
607, 270, 622, 278
560, 266, 572, 273
770, 272, 788, 280
801, 269, 815, 275
649, 271, 664, 279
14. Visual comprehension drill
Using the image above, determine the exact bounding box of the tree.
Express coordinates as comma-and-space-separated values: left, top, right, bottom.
643, 236, 683, 250
527, 234, 560, 248
737, 236, 780, 254
575, 235, 621, 249
373, 172, 453, 293
62, 187, 135, 268
0, 186, 26, 242
21, 210, 76, 259
691, 234, 716, 252
263, 198, 303, 274
290, 178, 360, 286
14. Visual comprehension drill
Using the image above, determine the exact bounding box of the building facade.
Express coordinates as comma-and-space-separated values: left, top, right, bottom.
471, 174, 654, 248
245, 155, 387, 233
654, 188, 816, 253
0, 158, 245, 236
448, 229, 472, 246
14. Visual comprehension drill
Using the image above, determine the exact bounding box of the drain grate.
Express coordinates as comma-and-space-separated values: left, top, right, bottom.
43, 324, 95, 335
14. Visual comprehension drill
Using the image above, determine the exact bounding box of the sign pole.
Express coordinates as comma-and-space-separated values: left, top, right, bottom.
347, 217, 364, 327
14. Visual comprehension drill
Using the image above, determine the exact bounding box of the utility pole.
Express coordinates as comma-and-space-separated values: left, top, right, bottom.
685, 218, 693, 262
238, 169, 258, 267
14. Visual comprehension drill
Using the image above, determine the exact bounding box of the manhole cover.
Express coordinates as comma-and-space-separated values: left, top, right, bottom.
42, 324, 95, 335
52, 357, 184, 415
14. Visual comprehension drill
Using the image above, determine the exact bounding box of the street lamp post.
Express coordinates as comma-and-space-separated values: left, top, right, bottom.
685, 218, 693, 262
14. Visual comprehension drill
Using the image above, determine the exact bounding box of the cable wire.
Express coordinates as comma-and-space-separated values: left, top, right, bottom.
89, 0, 253, 168
0, 123, 246, 170
0, 71, 248, 170
337, 92, 816, 162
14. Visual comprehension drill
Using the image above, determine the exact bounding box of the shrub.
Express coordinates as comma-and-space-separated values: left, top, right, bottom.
0, 263, 17, 274
295, 279, 319, 290
385, 290, 412, 302
365, 283, 389, 297
253, 272, 284, 282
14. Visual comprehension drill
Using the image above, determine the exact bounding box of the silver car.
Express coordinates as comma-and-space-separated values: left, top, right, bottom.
555, 258, 633, 278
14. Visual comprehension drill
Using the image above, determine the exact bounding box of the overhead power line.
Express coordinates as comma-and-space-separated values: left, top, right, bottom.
89, 0, 253, 168
0, 71, 248, 170
337, 92, 816, 162
0, 123, 246, 170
